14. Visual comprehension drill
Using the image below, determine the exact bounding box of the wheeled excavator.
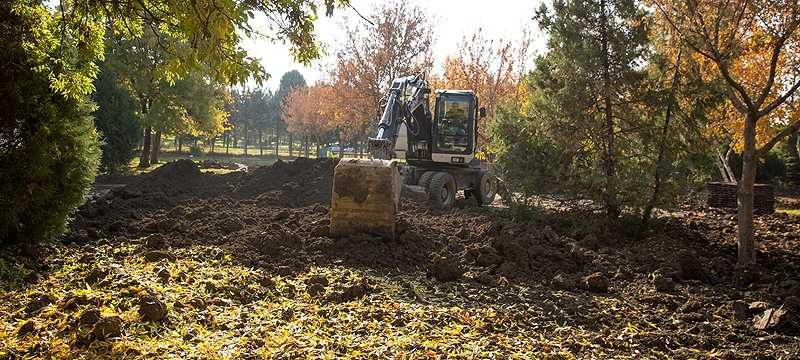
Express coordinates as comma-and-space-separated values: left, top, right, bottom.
329, 75, 497, 239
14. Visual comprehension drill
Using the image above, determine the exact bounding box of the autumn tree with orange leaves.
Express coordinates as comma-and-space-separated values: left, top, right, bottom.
283, 85, 337, 157
326, 1, 433, 153
653, 0, 800, 265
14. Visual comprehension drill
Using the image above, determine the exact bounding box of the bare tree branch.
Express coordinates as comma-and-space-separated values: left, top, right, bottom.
758, 79, 800, 116
758, 119, 800, 157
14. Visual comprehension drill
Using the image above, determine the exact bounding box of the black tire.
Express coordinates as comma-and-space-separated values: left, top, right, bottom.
474, 172, 497, 206
417, 171, 435, 190
428, 172, 456, 209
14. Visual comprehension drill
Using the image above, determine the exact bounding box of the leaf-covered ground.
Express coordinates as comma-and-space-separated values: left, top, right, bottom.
2, 159, 799, 359
0, 242, 615, 358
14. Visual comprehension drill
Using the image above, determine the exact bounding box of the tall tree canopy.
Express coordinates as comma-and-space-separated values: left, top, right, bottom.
106, 27, 230, 166
92, 60, 141, 172
228, 88, 275, 155
328, 1, 434, 143
652, 0, 800, 265
273, 70, 307, 154
283, 84, 336, 150
529, 0, 651, 218
47, 0, 347, 99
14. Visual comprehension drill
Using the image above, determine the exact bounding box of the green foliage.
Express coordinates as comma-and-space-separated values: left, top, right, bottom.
530, 0, 652, 213
493, 0, 712, 217
276, 70, 309, 104
189, 145, 203, 156
93, 62, 141, 173
275, 70, 308, 126
56, 0, 347, 88
725, 151, 787, 183
487, 107, 572, 201
229, 88, 276, 138
0, 0, 101, 244
107, 28, 231, 138
0, 257, 31, 291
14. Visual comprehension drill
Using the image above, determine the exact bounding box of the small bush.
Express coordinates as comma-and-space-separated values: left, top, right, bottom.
189, 145, 204, 156
0, 1, 101, 244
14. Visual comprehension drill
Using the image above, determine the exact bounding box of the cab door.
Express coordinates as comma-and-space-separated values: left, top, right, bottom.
432, 92, 475, 164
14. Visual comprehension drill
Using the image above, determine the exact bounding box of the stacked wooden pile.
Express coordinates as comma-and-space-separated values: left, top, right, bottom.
706, 182, 775, 214
785, 158, 800, 187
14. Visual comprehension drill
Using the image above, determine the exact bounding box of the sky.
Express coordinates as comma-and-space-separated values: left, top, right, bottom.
240, 0, 548, 91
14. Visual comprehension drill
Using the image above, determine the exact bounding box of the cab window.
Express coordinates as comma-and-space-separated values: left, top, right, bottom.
436, 98, 470, 152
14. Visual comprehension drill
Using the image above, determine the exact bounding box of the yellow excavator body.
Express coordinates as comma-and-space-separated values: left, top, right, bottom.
329, 158, 401, 239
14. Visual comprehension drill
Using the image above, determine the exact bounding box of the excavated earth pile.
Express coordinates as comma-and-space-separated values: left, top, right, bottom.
2, 158, 799, 358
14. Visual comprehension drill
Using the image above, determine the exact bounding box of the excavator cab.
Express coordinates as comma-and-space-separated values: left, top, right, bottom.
430, 91, 479, 164
399, 90, 484, 165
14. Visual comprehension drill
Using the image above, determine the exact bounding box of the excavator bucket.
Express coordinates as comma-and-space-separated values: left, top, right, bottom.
330, 158, 401, 239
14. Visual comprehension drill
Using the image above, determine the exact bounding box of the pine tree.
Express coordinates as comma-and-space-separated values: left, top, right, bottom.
531, 0, 651, 218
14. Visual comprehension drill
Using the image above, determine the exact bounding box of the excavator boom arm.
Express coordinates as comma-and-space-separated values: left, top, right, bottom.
368, 75, 430, 159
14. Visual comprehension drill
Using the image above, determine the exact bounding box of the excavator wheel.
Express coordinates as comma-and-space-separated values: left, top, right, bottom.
428, 172, 456, 209
417, 171, 436, 190
473, 172, 497, 206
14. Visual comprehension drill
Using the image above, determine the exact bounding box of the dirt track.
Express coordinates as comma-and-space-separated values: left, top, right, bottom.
3, 158, 800, 358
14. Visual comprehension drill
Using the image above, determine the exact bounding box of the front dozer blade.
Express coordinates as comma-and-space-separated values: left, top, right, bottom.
330, 158, 401, 239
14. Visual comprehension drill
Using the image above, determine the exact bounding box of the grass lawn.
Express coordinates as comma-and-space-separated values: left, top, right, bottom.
126, 153, 301, 175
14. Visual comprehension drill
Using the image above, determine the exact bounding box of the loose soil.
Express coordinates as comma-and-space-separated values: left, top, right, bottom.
2, 158, 799, 358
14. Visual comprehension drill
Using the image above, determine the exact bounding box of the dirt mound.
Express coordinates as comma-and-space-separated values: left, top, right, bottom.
69, 159, 800, 294
233, 157, 336, 206
148, 159, 202, 179
67, 158, 337, 243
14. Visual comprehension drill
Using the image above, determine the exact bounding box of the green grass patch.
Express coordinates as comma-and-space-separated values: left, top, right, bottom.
0, 257, 32, 291
776, 208, 800, 216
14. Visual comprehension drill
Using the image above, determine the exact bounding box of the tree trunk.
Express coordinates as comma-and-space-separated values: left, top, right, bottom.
259, 129, 263, 156
211, 137, 216, 154
641, 50, 681, 232
315, 142, 320, 158
599, 0, 619, 219
177, 135, 183, 153
289, 133, 293, 157
796, 133, 800, 160
139, 126, 152, 168
275, 125, 280, 157
716, 146, 738, 183
338, 134, 344, 158
225, 133, 230, 154
787, 131, 799, 161
150, 129, 161, 164
724, 147, 736, 182
737, 113, 758, 265
243, 123, 248, 157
